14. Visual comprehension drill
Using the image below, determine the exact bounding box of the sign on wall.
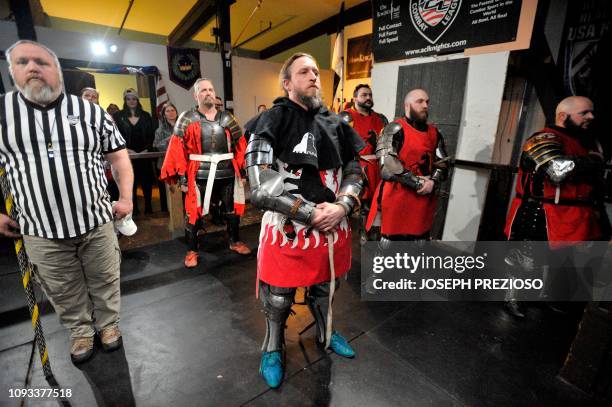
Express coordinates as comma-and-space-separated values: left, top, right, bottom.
167, 47, 201, 90
373, 0, 523, 62
347, 34, 373, 79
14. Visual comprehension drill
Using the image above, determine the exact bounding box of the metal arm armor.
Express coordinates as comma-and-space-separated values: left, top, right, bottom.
173, 110, 200, 138
431, 132, 449, 185
522, 133, 584, 184
376, 122, 423, 190
335, 159, 364, 216
245, 133, 315, 224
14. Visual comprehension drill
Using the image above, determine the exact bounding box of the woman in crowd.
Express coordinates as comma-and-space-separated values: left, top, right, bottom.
153, 103, 178, 213
106, 103, 120, 117
113, 89, 156, 215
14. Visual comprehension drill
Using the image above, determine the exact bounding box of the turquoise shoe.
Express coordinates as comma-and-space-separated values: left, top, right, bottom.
259, 351, 283, 388
329, 331, 355, 358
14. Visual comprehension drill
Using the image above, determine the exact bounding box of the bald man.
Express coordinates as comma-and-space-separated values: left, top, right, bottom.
505, 96, 604, 242
366, 89, 448, 240
503, 96, 606, 316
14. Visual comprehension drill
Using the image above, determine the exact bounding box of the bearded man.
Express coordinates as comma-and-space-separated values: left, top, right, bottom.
339, 84, 388, 242
244, 52, 365, 388
503, 96, 608, 316
366, 88, 449, 241
0, 40, 134, 364
160, 78, 251, 268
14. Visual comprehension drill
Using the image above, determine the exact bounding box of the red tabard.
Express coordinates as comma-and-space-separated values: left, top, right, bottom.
504, 127, 601, 243
367, 118, 439, 236
346, 108, 385, 200
257, 168, 352, 287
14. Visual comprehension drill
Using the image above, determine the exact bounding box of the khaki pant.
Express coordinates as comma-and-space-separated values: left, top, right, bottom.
23, 222, 121, 338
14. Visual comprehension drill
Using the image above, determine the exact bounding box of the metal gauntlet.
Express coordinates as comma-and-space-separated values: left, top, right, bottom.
245, 133, 315, 224
335, 159, 364, 216
523, 133, 576, 184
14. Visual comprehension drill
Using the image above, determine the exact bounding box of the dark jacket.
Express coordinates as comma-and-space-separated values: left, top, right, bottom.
113, 110, 155, 153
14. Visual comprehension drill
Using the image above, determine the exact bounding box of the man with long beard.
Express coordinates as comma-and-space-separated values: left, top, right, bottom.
160, 78, 251, 268
244, 53, 365, 388
0, 40, 134, 363
340, 84, 388, 242
366, 88, 449, 241
503, 96, 608, 316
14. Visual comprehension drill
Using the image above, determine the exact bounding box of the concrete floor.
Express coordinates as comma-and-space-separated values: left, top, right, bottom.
0, 223, 607, 407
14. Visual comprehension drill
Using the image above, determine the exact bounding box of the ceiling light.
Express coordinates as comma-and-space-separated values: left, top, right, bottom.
110, 44, 118, 53
91, 41, 107, 56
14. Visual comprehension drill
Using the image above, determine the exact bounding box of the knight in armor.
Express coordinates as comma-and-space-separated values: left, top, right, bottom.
244, 53, 365, 388
160, 78, 251, 268
339, 84, 388, 243
366, 88, 448, 242
503, 96, 607, 317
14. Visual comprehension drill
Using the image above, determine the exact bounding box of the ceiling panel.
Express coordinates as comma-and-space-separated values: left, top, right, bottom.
40, 0, 369, 50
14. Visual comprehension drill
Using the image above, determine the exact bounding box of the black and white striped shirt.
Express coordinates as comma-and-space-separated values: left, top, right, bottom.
0, 92, 126, 239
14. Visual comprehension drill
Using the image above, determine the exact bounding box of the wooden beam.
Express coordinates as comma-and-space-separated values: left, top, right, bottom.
168, 0, 220, 47
218, 0, 234, 112
9, 0, 37, 40
259, 1, 371, 60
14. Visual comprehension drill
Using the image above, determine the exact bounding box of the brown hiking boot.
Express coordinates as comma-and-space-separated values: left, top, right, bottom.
100, 326, 122, 352
70, 336, 94, 364
184, 250, 199, 268
229, 241, 251, 255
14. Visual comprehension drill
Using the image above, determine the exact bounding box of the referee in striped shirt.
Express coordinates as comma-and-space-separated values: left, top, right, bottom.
0, 40, 134, 364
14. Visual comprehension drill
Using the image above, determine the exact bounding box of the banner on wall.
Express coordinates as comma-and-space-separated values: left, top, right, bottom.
560, 0, 611, 97
372, 0, 523, 62
167, 47, 201, 90
347, 34, 373, 80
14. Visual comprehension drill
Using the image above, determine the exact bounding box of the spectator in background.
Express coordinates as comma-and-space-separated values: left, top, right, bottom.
257, 104, 267, 113
113, 89, 156, 215
215, 96, 224, 111
153, 103, 178, 213
107, 103, 120, 116
81, 87, 99, 104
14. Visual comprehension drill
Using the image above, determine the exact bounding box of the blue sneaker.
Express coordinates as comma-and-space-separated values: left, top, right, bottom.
259, 351, 283, 388
329, 331, 355, 358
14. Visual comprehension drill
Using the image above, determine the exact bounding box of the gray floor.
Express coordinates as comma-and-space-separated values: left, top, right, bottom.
0, 225, 605, 406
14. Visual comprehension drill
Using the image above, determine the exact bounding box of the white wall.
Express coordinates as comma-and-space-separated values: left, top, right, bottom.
371, 51, 510, 241
232, 56, 334, 126
0, 21, 222, 114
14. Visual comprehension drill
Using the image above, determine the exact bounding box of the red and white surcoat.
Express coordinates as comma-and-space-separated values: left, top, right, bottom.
257, 161, 352, 288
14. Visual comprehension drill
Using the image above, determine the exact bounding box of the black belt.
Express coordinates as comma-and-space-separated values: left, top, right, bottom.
515, 193, 594, 207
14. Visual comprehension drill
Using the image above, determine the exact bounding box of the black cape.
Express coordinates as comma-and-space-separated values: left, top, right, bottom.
245, 97, 365, 170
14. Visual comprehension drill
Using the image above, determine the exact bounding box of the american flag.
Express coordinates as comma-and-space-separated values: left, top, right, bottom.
331, 2, 345, 112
